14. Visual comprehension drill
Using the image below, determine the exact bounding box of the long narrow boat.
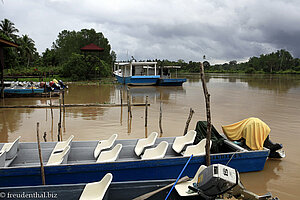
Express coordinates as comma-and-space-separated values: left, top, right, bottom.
0, 164, 276, 200
0, 179, 183, 200
0, 135, 269, 187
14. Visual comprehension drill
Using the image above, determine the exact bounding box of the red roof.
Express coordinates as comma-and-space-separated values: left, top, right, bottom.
80, 43, 104, 52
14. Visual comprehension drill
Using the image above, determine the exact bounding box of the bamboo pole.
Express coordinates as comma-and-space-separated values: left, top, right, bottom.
199, 62, 212, 166
159, 101, 163, 137
36, 122, 46, 185
183, 108, 194, 135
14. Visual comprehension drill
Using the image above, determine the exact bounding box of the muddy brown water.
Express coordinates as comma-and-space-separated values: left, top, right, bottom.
1, 73, 300, 199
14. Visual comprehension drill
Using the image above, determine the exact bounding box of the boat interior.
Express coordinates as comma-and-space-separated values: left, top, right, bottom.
0, 131, 251, 168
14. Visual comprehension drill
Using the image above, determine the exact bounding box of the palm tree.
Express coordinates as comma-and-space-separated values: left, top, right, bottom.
0, 18, 19, 41
20, 34, 36, 67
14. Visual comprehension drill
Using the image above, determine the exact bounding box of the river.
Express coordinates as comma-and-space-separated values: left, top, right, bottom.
1, 73, 300, 199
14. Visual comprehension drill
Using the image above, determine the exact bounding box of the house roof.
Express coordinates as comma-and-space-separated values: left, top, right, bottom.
0, 37, 19, 48
80, 43, 104, 52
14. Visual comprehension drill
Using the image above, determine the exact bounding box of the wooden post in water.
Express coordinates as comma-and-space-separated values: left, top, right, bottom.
120, 89, 123, 125
145, 96, 148, 137
58, 92, 62, 141
43, 132, 47, 142
159, 101, 163, 137
36, 122, 46, 185
49, 92, 53, 121
62, 90, 65, 113
127, 88, 132, 119
184, 108, 194, 135
145, 96, 148, 128
199, 62, 212, 166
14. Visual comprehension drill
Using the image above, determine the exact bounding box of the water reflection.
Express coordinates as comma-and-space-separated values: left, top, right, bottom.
207, 73, 300, 93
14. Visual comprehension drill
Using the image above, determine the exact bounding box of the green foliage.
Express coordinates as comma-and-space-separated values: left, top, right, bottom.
61, 53, 111, 81
53, 29, 112, 65
245, 67, 256, 74
1, 19, 114, 80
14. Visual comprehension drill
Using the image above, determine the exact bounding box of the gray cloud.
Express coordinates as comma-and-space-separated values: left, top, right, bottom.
1, 0, 300, 64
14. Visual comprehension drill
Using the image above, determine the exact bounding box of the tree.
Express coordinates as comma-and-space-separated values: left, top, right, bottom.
53, 29, 113, 65
19, 34, 37, 67
0, 18, 19, 41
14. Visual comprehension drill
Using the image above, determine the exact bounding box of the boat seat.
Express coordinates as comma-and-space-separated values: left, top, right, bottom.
94, 134, 118, 159
96, 144, 122, 163
142, 141, 168, 160
175, 165, 207, 196
0, 151, 6, 167
79, 173, 113, 200
0, 136, 21, 160
172, 130, 196, 153
52, 135, 74, 153
47, 145, 71, 166
183, 139, 211, 157
135, 132, 158, 157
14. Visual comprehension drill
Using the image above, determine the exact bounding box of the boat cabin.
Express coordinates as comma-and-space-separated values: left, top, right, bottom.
114, 61, 158, 77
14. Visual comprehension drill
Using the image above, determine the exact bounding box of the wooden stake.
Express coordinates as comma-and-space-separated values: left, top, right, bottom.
183, 108, 194, 136
49, 92, 53, 121
120, 89, 123, 125
120, 89, 123, 106
58, 93, 62, 141
159, 101, 163, 137
62, 90, 65, 113
43, 132, 47, 142
145, 96, 148, 128
199, 62, 212, 166
127, 88, 132, 119
58, 122, 61, 142
36, 122, 46, 185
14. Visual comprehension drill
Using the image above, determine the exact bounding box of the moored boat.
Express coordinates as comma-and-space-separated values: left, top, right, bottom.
0, 131, 269, 187
0, 164, 277, 200
113, 61, 186, 86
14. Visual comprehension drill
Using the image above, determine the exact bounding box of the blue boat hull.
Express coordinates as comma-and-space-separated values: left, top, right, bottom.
4, 88, 45, 94
0, 150, 268, 187
115, 75, 159, 86
157, 78, 187, 86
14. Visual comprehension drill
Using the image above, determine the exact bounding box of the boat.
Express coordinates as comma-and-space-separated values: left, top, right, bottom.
4, 88, 45, 94
1, 79, 67, 97
0, 164, 277, 200
114, 61, 160, 86
113, 61, 186, 86
157, 65, 187, 86
0, 129, 270, 187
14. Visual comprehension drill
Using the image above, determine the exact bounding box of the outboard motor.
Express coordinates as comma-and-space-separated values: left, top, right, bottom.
58, 80, 68, 89
189, 164, 278, 200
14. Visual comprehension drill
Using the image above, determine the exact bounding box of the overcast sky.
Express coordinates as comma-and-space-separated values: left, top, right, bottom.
1, 0, 300, 64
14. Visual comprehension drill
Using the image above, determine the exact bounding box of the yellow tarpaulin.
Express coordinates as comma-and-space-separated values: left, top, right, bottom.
222, 117, 270, 150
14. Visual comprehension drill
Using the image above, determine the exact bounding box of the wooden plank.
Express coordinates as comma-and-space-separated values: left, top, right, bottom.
0, 103, 150, 109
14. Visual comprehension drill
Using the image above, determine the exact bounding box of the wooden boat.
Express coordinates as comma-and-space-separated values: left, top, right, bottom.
0, 132, 269, 187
